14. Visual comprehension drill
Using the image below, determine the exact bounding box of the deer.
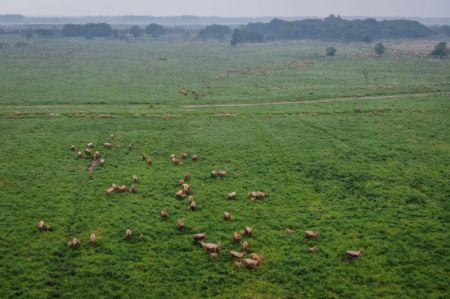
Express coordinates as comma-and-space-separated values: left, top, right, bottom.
90, 233, 96, 245
200, 241, 221, 253
125, 229, 132, 240
244, 227, 253, 236
230, 251, 246, 259
193, 233, 206, 241
227, 192, 237, 199
178, 218, 185, 231
68, 238, 81, 248
233, 232, 242, 241
346, 249, 363, 258
160, 210, 168, 219
242, 240, 250, 251
304, 231, 320, 239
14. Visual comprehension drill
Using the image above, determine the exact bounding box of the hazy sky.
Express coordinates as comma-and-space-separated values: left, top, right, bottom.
1, 0, 449, 17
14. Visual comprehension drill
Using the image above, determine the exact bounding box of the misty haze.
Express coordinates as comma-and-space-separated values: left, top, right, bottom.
0, 0, 449, 298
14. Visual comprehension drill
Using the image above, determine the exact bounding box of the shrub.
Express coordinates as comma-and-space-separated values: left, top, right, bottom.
375, 42, 386, 55
431, 42, 449, 57
326, 47, 337, 57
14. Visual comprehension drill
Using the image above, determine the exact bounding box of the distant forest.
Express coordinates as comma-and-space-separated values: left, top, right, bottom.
1, 15, 449, 44
231, 15, 437, 45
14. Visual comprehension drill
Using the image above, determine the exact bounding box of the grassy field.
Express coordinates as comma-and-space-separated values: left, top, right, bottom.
0, 37, 449, 298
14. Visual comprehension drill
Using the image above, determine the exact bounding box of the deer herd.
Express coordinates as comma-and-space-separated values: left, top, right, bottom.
37, 137, 363, 272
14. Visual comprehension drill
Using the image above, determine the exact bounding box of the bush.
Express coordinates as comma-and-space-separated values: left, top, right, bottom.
326, 47, 337, 57
375, 42, 385, 55
431, 42, 449, 57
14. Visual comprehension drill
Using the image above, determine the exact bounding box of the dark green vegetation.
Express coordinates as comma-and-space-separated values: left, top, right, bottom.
431, 42, 449, 57
375, 42, 386, 55
0, 37, 449, 298
231, 16, 433, 44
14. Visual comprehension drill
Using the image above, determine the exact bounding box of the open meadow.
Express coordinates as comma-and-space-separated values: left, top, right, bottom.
0, 37, 449, 298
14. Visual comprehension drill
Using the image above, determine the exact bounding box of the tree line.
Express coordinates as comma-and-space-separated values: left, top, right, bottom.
230, 15, 436, 45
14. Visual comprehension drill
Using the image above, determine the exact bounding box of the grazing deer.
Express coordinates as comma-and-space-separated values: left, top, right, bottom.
308, 246, 318, 253
248, 191, 267, 200
160, 210, 168, 219
125, 229, 132, 240
176, 190, 186, 198
346, 249, 363, 258
193, 233, 206, 241
304, 231, 320, 239
224, 212, 231, 220
242, 240, 249, 251
200, 241, 221, 253
90, 233, 97, 245
178, 218, 185, 231
146, 158, 152, 166
182, 183, 191, 193
233, 232, 242, 241
243, 227, 253, 236
230, 251, 246, 259
68, 238, 81, 248
227, 192, 237, 199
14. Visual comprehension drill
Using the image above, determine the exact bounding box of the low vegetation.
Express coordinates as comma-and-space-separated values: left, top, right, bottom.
0, 35, 449, 298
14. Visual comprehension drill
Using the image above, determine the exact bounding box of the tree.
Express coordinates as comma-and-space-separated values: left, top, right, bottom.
129, 25, 144, 39
145, 23, 165, 37
375, 42, 385, 55
431, 42, 449, 57
197, 24, 231, 40
326, 47, 337, 57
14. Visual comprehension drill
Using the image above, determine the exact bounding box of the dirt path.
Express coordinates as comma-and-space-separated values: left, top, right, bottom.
181, 92, 449, 109
1, 92, 447, 110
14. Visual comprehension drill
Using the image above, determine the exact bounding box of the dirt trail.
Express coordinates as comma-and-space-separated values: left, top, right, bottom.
181, 92, 449, 109
1, 92, 447, 110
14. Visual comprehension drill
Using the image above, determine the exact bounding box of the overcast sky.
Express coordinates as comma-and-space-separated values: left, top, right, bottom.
1, 0, 449, 18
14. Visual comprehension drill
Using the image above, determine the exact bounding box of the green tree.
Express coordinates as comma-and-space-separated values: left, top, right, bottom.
129, 25, 143, 39
431, 42, 449, 57
145, 23, 165, 37
326, 47, 337, 57
375, 42, 385, 55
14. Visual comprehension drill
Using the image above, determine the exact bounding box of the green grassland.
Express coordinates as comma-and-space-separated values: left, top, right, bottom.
0, 37, 449, 298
